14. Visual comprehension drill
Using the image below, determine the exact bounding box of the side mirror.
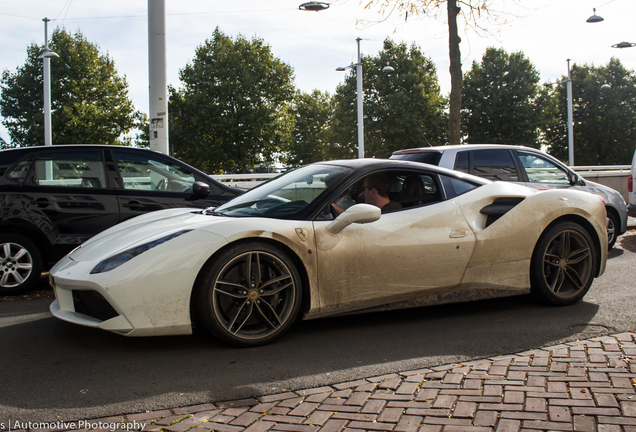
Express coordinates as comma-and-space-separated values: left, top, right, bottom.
570, 172, 585, 186
326, 204, 381, 234
192, 181, 211, 196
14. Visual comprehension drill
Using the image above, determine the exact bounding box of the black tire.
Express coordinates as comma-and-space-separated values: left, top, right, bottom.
530, 222, 597, 306
194, 242, 302, 347
606, 211, 618, 249
0, 234, 43, 295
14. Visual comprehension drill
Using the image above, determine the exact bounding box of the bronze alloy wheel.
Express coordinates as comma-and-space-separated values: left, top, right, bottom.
531, 221, 597, 306
196, 243, 302, 346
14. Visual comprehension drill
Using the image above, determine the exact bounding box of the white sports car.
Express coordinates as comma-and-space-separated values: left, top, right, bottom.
49, 159, 607, 346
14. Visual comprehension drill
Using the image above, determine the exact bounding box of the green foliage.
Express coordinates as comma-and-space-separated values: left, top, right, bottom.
169, 28, 295, 173
462, 47, 545, 147
286, 90, 332, 166
0, 28, 141, 146
544, 58, 636, 165
331, 39, 447, 159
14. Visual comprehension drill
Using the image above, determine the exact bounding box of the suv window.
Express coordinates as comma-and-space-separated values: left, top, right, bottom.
33, 151, 107, 188
517, 151, 571, 184
390, 152, 443, 166
469, 149, 519, 181
114, 151, 196, 192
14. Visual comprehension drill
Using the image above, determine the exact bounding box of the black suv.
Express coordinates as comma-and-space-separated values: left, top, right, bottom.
0, 145, 242, 294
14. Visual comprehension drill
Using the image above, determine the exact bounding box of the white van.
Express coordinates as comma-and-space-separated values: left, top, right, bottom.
629, 148, 636, 217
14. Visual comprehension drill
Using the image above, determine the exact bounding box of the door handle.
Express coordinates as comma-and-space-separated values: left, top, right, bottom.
122, 201, 143, 211
450, 230, 467, 238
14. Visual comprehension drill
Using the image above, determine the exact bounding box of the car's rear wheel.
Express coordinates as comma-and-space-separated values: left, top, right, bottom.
0, 234, 43, 295
530, 222, 597, 306
607, 211, 618, 249
195, 242, 302, 347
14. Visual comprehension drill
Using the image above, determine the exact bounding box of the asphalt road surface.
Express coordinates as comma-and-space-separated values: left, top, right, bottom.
1, 231, 635, 424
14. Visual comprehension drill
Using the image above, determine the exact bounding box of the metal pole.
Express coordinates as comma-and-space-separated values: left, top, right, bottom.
43, 18, 53, 146
148, 0, 169, 154
566, 59, 574, 167
356, 37, 364, 159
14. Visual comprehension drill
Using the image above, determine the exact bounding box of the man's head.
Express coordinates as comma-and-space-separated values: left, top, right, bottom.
363, 173, 391, 208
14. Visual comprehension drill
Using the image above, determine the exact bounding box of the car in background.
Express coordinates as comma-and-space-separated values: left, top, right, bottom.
629, 148, 635, 217
391, 144, 628, 249
0, 145, 243, 295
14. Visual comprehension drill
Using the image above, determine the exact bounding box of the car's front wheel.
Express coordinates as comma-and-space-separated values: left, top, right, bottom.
195, 242, 302, 347
0, 234, 43, 295
530, 222, 597, 306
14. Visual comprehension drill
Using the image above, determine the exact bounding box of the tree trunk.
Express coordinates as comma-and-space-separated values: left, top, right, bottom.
447, 0, 462, 144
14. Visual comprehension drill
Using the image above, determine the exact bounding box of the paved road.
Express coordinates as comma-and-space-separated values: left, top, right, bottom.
1, 231, 635, 424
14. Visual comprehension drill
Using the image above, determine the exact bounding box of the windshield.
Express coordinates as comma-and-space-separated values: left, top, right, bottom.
215, 164, 352, 219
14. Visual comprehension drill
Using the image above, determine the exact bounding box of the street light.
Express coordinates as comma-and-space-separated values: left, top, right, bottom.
298, 1, 329, 11
543, 59, 575, 166
586, 8, 604, 23
337, 38, 394, 158
612, 41, 636, 49
39, 18, 59, 146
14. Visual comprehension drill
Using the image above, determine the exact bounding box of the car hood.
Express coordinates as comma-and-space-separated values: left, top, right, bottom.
68, 208, 229, 262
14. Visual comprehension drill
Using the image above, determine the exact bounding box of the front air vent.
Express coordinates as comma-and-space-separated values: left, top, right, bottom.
72, 290, 119, 321
480, 197, 525, 227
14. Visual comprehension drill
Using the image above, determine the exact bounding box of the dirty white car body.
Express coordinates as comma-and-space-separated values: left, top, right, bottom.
50, 159, 608, 346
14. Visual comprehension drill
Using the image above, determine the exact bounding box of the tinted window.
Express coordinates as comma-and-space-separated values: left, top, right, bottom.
454, 151, 469, 173
390, 152, 442, 166
114, 152, 196, 192
440, 174, 480, 198
471, 150, 519, 181
33, 151, 107, 188
518, 151, 570, 184
6, 158, 33, 183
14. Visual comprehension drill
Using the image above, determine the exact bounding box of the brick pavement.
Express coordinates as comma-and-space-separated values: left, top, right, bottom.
16, 331, 636, 432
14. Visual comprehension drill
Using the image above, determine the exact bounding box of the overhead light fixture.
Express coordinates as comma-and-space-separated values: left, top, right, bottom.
586, 8, 604, 23
612, 41, 636, 49
298, 2, 329, 11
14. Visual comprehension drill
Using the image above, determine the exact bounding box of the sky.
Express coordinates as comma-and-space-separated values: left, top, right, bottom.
1, 0, 635, 144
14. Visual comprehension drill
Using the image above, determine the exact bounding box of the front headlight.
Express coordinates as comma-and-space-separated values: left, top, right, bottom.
90, 230, 192, 274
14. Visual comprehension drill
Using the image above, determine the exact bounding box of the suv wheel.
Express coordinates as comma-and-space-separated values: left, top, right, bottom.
0, 234, 43, 295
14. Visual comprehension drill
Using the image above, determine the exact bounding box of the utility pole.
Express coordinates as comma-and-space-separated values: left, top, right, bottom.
148, 0, 169, 154
40, 18, 58, 146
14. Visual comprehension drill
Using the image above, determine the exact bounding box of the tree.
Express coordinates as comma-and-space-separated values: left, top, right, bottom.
544, 58, 636, 165
462, 47, 546, 147
330, 39, 447, 159
363, 0, 520, 145
0, 28, 141, 146
286, 90, 332, 166
169, 28, 295, 173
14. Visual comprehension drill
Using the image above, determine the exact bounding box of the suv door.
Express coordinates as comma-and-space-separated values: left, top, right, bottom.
112, 150, 226, 221
21, 149, 120, 257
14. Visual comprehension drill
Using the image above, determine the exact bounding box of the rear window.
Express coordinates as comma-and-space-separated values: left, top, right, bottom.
390, 151, 442, 166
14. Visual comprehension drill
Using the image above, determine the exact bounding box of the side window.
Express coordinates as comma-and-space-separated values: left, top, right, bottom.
33, 151, 106, 188
6, 158, 33, 183
454, 151, 469, 173
114, 152, 196, 193
518, 151, 571, 184
440, 174, 480, 199
470, 150, 519, 181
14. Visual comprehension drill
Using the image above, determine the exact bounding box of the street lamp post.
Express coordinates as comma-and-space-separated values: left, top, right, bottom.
336, 38, 394, 159
39, 18, 59, 146
566, 59, 574, 167
544, 59, 575, 166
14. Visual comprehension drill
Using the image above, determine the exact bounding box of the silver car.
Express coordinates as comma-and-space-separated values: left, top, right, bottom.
391, 144, 628, 248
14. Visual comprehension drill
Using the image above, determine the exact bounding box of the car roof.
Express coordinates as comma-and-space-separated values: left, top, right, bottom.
392, 144, 539, 154
314, 158, 489, 184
